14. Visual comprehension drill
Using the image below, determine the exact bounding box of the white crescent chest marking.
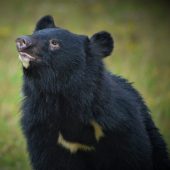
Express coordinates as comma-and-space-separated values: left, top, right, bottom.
57, 132, 95, 154
57, 120, 104, 154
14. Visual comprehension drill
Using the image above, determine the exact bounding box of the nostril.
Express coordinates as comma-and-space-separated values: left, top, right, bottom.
22, 39, 26, 45
16, 36, 32, 51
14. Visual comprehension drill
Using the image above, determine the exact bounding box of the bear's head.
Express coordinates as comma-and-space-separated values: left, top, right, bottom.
16, 15, 114, 92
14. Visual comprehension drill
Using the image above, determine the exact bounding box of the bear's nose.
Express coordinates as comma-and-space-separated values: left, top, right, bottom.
16, 36, 32, 51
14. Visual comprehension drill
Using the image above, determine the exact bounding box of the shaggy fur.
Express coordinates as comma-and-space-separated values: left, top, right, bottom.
16, 15, 170, 170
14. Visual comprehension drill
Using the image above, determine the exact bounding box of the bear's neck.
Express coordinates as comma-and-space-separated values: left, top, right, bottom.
22, 62, 104, 120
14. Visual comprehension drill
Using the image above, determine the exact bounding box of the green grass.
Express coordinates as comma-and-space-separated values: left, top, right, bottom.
0, 0, 170, 169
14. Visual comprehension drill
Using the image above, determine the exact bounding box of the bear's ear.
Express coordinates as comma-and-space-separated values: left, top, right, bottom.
34, 15, 56, 32
90, 31, 114, 58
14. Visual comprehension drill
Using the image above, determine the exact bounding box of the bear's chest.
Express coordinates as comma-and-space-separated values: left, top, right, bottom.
23, 95, 105, 154
56, 116, 94, 154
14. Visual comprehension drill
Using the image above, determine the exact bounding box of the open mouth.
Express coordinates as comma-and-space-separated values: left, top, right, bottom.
18, 52, 35, 69
19, 52, 35, 61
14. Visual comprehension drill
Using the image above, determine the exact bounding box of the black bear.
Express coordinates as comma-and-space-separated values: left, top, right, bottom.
16, 15, 170, 170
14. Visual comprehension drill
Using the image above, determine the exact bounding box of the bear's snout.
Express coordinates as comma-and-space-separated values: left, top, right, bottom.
16, 36, 32, 52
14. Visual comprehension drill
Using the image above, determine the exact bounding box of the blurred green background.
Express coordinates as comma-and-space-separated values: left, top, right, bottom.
0, 0, 169, 169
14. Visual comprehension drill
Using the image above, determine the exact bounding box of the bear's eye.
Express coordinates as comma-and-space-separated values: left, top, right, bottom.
49, 39, 60, 50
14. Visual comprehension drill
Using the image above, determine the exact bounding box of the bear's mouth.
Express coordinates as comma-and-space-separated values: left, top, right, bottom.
18, 52, 35, 69
19, 52, 35, 60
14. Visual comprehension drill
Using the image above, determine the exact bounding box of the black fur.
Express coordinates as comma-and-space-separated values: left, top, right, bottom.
34, 15, 56, 32
17, 15, 170, 170
90, 31, 114, 58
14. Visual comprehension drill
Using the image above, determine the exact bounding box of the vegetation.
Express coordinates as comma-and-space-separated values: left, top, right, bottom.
0, 0, 169, 169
